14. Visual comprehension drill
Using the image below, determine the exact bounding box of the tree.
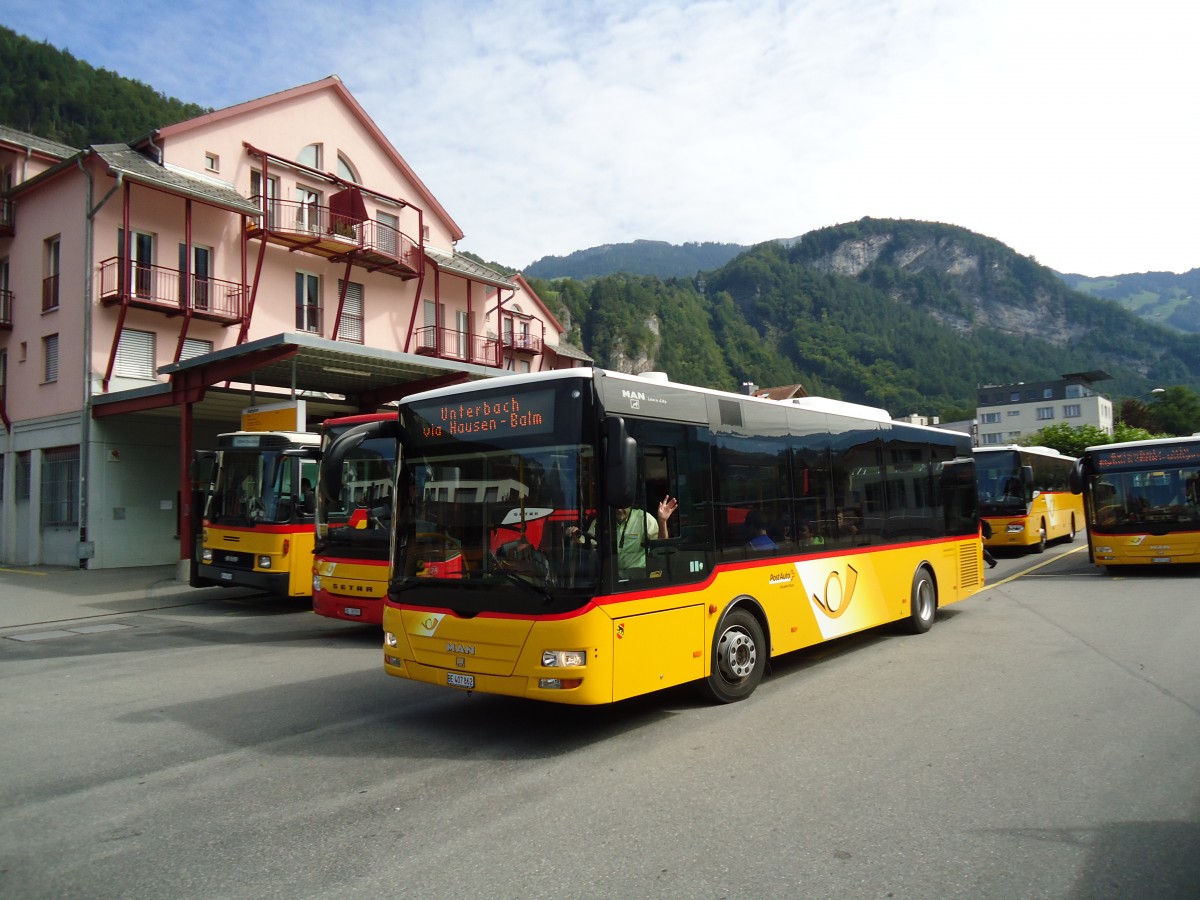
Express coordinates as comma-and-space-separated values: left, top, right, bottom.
1145, 386, 1200, 436
1019, 422, 1163, 456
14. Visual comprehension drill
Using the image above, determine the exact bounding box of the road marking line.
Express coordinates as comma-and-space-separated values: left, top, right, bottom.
0, 567, 48, 576
981, 545, 1089, 592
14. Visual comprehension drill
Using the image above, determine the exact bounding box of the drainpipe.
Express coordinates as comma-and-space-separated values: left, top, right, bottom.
76, 153, 123, 568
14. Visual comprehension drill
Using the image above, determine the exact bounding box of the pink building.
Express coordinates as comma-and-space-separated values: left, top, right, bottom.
0, 76, 587, 571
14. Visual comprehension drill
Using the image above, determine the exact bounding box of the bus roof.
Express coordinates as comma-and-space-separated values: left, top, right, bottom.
975, 444, 1074, 460
1084, 433, 1200, 454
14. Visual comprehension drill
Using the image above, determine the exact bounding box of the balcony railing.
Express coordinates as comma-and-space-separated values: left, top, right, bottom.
502, 333, 543, 354
414, 325, 500, 367
0, 287, 12, 328
247, 198, 421, 278
97, 257, 245, 323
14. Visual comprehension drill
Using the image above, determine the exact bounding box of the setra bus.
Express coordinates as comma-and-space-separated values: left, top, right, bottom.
194, 430, 320, 596
312, 413, 398, 624
975, 445, 1083, 553
321, 368, 984, 705
1069, 434, 1200, 567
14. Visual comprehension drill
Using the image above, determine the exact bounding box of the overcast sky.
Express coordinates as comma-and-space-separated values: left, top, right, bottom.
5, 0, 1198, 275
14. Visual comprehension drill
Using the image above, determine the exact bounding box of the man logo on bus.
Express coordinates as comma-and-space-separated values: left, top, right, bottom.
812, 565, 859, 620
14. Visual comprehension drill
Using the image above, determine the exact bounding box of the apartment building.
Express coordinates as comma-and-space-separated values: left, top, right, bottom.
975, 371, 1112, 446
0, 76, 587, 571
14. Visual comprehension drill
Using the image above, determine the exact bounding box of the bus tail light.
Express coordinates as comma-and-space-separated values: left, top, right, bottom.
282, 538, 290, 557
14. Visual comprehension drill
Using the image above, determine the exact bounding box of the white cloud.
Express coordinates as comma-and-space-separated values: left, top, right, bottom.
6, 0, 1200, 274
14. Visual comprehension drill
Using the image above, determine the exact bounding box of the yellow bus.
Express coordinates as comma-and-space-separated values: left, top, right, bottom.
322, 368, 985, 705
194, 430, 320, 596
312, 413, 397, 624
1069, 435, 1200, 568
976, 445, 1083, 553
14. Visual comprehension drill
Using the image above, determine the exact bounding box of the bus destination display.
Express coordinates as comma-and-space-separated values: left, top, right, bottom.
409, 389, 556, 443
1094, 441, 1200, 471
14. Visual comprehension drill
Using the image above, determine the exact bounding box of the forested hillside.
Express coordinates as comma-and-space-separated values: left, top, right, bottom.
1060, 269, 1200, 334
531, 219, 1200, 419
525, 240, 746, 279
0, 26, 208, 146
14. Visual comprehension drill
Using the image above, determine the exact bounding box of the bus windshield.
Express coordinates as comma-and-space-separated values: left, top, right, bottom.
395, 442, 599, 605
316, 426, 396, 554
207, 449, 301, 526
976, 449, 1028, 515
1090, 467, 1200, 530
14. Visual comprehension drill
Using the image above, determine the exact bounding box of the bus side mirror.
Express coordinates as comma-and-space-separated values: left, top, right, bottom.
321, 418, 399, 504
1068, 459, 1084, 494
190, 450, 218, 488
604, 416, 637, 509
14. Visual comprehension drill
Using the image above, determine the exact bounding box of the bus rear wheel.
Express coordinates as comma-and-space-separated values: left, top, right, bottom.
905, 565, 937, 634
700, 608, 765, 703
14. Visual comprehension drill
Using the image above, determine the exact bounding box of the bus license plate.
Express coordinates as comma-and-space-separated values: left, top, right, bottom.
447, 672, 475, 689
343, 607, 361, 617
219, 572, 233, 581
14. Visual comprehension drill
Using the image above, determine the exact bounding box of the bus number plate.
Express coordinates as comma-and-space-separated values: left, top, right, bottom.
219, 572, 233, 581
447, 672, 475, 689
343, 607, 361, 617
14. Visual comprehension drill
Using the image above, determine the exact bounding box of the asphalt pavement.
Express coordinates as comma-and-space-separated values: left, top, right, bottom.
0, 563, 260, 632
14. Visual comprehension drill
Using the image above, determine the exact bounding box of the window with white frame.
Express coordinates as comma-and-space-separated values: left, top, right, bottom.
337, 152, 359, 183
1007, 410, 1021, 417
1007, 432, 1022, 441
376, 211, 399, 256
981, 433, 1004, 445
298, 143, 323, 169
250, 171, 280, 228
114, 328, 156, 379
205, 152, 220, 173
1043, 388, 1053, 398
43, 236, 61, 311
1036, 406, 1054, 420
1063, 404, 1081, 418
296, 272, 321, 333
295, 187, 323, 232
980, 412, 1001, 424
43, 333, 58, 383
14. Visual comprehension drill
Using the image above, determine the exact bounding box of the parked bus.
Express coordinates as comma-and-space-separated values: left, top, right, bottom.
976, 445, 1083, 553
1069, 434, 1200, 567
194, 430, 320, 596
312, 413, 397, 624
321, 368, 984, 705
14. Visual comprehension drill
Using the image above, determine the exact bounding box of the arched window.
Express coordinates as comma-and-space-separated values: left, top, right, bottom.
337, 152, 360, 183
297, 143, 323, 169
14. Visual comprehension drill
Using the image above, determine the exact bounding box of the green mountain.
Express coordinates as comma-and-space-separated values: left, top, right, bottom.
531, 219, 1200, 418
1058, 269, 1200, 333
0, 25, 208, 145
525, 239, 747, 279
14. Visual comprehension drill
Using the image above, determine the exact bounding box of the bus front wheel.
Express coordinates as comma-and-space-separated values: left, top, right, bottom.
700, 608, 765, 704
905, 565, 937, 634
1034, 521, 1047, 553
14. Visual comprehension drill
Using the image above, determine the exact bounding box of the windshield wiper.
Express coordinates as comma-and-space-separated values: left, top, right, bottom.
488, 564, 556, 605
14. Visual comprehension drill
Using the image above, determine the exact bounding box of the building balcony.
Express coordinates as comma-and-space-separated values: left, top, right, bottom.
502, 333, 542, 355
0, 287, 12, 329
413, 325, 500, 367
0, 197, 12, 236
246, 199, 421, 280
97, 258, 245, 324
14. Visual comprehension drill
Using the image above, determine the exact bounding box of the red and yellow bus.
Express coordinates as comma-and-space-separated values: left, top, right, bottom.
1069, 434, 1200, 568
194, 430, 320, 596
322, 368, 985, 705
976, 445, 1083, 553
312, 413, 397, 624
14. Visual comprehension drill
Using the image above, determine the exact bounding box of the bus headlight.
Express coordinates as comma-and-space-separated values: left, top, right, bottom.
201, 548, 213, 563
1094, 545, 1112, 554
542, 650, 586, 667
384, 631, 399, 648
1006, 524, 1024, 533
312, 575, 322, 592
258, 555, 272, 569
